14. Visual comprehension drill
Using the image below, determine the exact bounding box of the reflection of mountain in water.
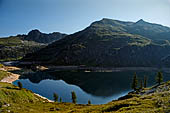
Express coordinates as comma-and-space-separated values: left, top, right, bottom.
18, 70, 164, 97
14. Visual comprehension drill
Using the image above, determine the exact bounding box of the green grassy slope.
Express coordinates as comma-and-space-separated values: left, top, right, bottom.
0, 36, 45, 61
0, 70, 9, 80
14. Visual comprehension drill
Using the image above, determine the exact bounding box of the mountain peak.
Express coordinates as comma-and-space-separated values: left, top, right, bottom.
28, 29, 41, 35
135, 19, 147, 25
25, 29, 67, 44
90, 18, 125, 28
138, 19, 144, 22
101, 18, 113, 21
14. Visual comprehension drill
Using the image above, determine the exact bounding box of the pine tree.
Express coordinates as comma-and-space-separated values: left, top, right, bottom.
53, 93, 58, 102
144, 75, 147, 88
156, 71, 163, 85
17, 82, 22, 90
131, 73, 138, 91
60, 97, 62, 103
140, 79, 143, 90
71, 91, 77, 104
88, 100, 91, 105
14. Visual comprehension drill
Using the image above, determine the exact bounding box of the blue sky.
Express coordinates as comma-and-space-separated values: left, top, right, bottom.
0, 0, 170, 37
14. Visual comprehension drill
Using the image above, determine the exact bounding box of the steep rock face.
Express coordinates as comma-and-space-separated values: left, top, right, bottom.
23, 29, 67, 44
22, 18, 170, 67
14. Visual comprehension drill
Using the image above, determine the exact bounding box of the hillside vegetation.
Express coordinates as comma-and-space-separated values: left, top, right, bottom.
0, 30, 66, 61
0, 36, 45, 61
22, 18, 170, 67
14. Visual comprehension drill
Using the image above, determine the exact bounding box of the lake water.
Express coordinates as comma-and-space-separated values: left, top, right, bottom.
12, 69, 170, 104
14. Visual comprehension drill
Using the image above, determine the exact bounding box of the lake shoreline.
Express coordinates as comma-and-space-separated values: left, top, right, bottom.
45, 66, 170, 73
0, 66, 21, 83
0, 66, 54, 103
2, 61, 170, 72
0, 72, 20, 83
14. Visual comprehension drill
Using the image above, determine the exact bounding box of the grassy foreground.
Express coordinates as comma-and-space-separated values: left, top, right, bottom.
0, 70, 9, 80
0, 66, 170, 112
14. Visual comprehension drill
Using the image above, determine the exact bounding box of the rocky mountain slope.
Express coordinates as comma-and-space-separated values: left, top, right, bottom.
0, 30, 66, 61
22, 18, 170, 67
21, 29, 67, 44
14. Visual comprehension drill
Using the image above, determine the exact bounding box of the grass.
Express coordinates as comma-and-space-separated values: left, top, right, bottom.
0, 36, 46, 62
0, 81, 92, 113
0, 57, 23, 62
0, 70, 9, 80
0, 64, 4, 68
0, 37, 22, 46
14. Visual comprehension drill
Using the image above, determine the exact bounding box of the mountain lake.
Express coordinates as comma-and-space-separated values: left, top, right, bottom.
12, 68, 170, 104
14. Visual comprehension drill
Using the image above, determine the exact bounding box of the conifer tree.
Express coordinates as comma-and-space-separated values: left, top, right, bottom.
17, 82, 23, 90
140, 79, 143, 90
156, 71, 163, 85
53, 93, 58, 102
60, 97, 62, 103
131, 73, 138, 91
88, 100, 91, 105
144, 75, 147, 88
71, 91, 77, 104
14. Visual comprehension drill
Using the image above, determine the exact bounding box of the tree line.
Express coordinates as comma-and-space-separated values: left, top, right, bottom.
131, 71, 163, 91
